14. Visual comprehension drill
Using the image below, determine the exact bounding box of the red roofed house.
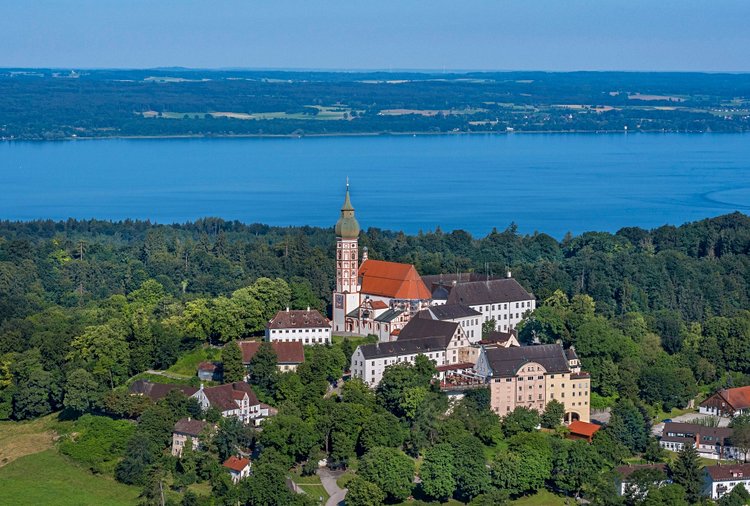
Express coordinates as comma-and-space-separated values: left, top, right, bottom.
567, 420, 601, 443
704, 463, 750, 499
700, 386, 750, 418
237, 340, 305, 372
331, 183, 431, 341
191, 382, 271, 426
223, 456, 251, 483
266, 308, 332, 345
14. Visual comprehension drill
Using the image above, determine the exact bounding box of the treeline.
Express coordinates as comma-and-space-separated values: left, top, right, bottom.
1, 212, 749, 418
2, 70, 749, 139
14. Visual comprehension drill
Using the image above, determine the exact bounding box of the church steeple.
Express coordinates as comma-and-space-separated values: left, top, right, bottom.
335, 179, 360, 239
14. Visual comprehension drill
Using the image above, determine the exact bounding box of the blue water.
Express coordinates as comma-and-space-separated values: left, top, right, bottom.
1, 134, 749, 238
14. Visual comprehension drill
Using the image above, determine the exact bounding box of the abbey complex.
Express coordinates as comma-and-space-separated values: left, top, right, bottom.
329, 184, 591, 424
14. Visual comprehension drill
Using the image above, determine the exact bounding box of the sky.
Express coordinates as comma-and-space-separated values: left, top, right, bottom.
3, 0, 749, 72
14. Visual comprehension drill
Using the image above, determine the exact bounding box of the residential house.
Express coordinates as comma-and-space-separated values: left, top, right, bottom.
223, 456, 251, 483
171, 418, 211, 457
704, 463, 750, 500
474, 343, 591, 422
266, 308, 332, 345
614, 463, 669, 497
238, 340, 305, 372
416, 304, 482, 343
700, 386, 750, 418
192, 382, 271, 426
660, 422, 746, 461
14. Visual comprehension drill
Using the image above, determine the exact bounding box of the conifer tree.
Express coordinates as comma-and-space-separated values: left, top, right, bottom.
671, 444, 703, 503
221, 341, 245, 383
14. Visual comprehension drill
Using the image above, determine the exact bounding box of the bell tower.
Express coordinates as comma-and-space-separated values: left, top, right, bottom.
332, 180, 361, 332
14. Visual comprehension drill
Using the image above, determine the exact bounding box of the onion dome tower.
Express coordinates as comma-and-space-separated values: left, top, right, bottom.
332, 179, 362, 332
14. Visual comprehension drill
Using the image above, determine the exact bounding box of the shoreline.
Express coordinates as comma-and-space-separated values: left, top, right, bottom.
2, 129, 746, 143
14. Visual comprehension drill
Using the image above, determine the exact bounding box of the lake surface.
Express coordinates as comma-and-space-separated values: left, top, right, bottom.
1, 134, 750, 238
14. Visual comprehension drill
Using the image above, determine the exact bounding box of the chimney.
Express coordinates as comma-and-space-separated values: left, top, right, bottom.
286, 307, 289, 312
307, 306, 310, 312
199, 383, 204, 391
506, 270, 512, 278
187, 416, 191, 421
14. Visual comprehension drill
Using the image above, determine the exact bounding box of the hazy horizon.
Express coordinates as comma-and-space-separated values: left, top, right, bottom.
4, 1, 749, 72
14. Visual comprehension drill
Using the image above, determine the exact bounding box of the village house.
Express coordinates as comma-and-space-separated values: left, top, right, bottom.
474, 343, 591, 423
659, 422, 747, 461
704, 463, 750, 500
223, 456, 251, 483
422, 272, 536, 332
415, 303, 483, 343
700, 386, 750, 418
192, 382, 272, 426
349, 317, 474, 387
129, 380, 273, 426
171, 417, 212, 457
614, 463, 669, 497
265, 308, 332, 345
238, 340, 305, 372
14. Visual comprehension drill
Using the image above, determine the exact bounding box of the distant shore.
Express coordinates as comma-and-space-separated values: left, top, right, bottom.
2, 128, 737, 143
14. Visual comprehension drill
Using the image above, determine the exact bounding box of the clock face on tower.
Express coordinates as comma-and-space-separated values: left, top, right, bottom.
335, 294, 344, 309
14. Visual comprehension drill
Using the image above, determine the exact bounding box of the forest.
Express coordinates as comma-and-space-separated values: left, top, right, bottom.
1, 212, 750, 505
1, 69, 749, 139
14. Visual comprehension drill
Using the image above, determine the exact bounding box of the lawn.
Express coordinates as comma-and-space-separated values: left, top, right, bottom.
0, 449, 140, 506
511, 490, 571, 505
0, 413, 65, 468
289, 471, 329, 504
167, 345, 220, 377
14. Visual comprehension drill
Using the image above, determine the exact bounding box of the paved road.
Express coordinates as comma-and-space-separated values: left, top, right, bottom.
318, 468, 347, 506
652, 412, 730, 437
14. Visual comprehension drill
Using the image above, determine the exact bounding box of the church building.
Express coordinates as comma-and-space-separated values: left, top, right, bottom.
332, 183, 431, 341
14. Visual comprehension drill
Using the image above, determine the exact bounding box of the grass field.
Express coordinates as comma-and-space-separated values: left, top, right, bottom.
0, 449, 140, 506
0, 414, 62, 468
167, 345, 220, 376
511, 490, 571, 505
290, 471, 329, 504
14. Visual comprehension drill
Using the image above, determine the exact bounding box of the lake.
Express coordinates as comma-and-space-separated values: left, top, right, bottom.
1, 133, 749, 238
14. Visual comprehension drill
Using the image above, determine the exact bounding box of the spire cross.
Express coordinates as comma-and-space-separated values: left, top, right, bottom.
346, 176, 349, 189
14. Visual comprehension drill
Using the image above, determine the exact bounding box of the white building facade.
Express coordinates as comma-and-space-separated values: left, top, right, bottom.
266, 308, 332, 345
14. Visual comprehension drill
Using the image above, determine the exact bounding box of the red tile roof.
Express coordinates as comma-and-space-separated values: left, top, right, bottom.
201, 382, 258, 411
238, 341, 305, 365
615, 463, 667, 479
266, 309, 331, 330
568, 420, 602, 438
706, 463, 750, 482
198, 361, 218, 372
722, 386, 750, 410
223, 456, 250, 472
370, 300, 389, 310
359, 259, 431, 300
